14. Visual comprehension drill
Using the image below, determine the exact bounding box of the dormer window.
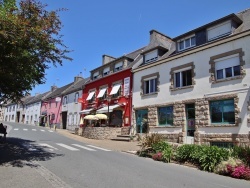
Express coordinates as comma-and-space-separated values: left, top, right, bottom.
114, 62, 123, 72
178, 35, 196, 51
103, 67, 110, 76
144, 50, 158, 64
207, 21, 231, 41
93, 71, 99, 80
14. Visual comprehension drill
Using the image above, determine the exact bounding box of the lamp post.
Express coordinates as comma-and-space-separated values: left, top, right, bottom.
107, 95, 111, 126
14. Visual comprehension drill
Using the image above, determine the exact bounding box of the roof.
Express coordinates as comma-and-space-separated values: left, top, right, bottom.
62, 77, 90, 95
44, 83, 74, 100
25, 91, 51, 105
173, 13, 243, 40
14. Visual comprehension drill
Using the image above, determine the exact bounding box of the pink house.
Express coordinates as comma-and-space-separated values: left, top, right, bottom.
40, 84, 73, 128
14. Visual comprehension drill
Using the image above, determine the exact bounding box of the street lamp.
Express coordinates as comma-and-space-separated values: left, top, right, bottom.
107, 95, 111, 126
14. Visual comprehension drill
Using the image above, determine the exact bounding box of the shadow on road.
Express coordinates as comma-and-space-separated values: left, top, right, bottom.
0, 137, 63, 167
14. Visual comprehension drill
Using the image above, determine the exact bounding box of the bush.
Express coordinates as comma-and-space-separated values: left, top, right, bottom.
140, 133, 164, 151
198, 145, 229, 172
175, 144, 201, 164
152, 141, 173, 163
214, 157, 244, 175
231, 165, 250, 179
231, 146, 250, 166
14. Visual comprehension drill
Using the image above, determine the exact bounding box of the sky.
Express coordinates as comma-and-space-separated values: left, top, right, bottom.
30, 0, 250, 95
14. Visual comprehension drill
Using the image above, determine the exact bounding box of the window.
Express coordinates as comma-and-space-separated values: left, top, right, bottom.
215, 54, 240, 80
114, 62, 123, 72
210, 99, 235, 124
63, 96, 67, 105
74, 92, 79, 103
97, 88, 107, 100
144, 50, 158, 63
103, 67, 110, 76
93, 71, 99, 79
175, 69, 192, 88
178, 36, 196, 51
158, 106, 173, 126
110, 84, 121, 98
144, 77, 157, 94
12, 115, 14, 120
207, 21, 231, 41
49, 101, 51, 108
170, 62, 194, 90
209, 49, 245, 83
141, 73, 159, 95
86, 91, 95, 103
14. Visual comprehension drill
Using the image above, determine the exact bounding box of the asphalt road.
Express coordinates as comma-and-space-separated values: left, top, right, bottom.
1, 122, 249, 188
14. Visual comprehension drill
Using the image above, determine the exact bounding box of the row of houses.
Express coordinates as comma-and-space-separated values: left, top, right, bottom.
2, 8, 250, 146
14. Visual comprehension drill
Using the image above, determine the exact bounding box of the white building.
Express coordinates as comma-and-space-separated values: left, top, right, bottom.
25, 92, 50, 125
61, 76, 90, 131
132, 9, 250, 147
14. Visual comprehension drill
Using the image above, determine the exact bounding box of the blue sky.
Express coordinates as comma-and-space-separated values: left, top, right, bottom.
31, 0, 250, 95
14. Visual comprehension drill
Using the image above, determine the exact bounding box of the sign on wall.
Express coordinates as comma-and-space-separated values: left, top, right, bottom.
124, 77, 130, 96
55, 97, 61, 102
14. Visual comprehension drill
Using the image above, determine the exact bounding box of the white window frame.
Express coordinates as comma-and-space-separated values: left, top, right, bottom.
215, 54, 240, 80
114, 62, 123, 72
93, 71, 99, 79
103, 67, 110, 76
207, 20, 231, 41
174, 68, 192, 88
144, 76, 157, 94
178, 35, 196, 51
144, 50, 158, 64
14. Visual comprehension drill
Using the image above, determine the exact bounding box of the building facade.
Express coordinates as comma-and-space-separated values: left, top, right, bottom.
132, 9, 250, 146
61, 76, 89, 131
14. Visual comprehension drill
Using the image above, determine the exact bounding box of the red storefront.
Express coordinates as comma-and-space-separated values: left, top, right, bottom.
80, 68, 132, 129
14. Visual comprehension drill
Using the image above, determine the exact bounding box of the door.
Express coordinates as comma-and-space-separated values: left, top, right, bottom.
186, 103, 195, 144
62, 111, 67, 129
136, 109, 148, 133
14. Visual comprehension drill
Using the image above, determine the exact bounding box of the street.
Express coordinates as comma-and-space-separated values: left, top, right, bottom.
0, 122, 249, 188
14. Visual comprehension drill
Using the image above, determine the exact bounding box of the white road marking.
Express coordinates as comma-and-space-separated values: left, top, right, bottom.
14, 128, 19, 130
38, 143, 58, 151
48, 130, 54, 132
40, 130, 45, 132
23, 129, 28, 131
56, 143, 79, 151
71, 144, 96, 151
32, 129, 37, 131
86, 145, 111, 151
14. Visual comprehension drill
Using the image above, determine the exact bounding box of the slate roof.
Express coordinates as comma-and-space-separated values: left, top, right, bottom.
43, 83, 74, 100
234, 8, 250, 33
25, 91, 51, 105
62, 77, 90, 95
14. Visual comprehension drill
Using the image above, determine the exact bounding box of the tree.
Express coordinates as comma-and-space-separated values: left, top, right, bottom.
0, 0, 72, 102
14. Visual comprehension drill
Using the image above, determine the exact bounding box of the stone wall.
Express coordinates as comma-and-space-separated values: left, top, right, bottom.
198, 132, 250, 147
81, 127, 121, 140
121, 126, 130, 135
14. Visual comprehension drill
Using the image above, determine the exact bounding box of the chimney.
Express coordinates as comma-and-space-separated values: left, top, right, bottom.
149, 30, 172, 43
74, 75, 83, 83
102, 55, 116, 65
51, 85, 57, 92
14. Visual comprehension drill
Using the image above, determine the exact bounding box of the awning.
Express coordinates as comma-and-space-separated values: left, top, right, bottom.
109, 85, 121, 95
96, 104, 121, 113
86, 91, 95, 100
79, 108, 93, 114
97, 88, 107, 98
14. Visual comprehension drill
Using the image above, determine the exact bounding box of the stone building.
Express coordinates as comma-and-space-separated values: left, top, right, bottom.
132, 9, 250, 146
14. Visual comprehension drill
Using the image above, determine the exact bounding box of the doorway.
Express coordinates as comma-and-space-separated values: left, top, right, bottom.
136, 109, 148, 133
186, 103, 195, 144
62, 111, 67, 129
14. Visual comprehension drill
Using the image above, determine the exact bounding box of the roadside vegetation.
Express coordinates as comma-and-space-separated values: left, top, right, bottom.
136, 133, 250, 181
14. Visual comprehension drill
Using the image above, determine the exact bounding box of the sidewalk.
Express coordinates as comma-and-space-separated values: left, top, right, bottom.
53, 128, 141, 154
